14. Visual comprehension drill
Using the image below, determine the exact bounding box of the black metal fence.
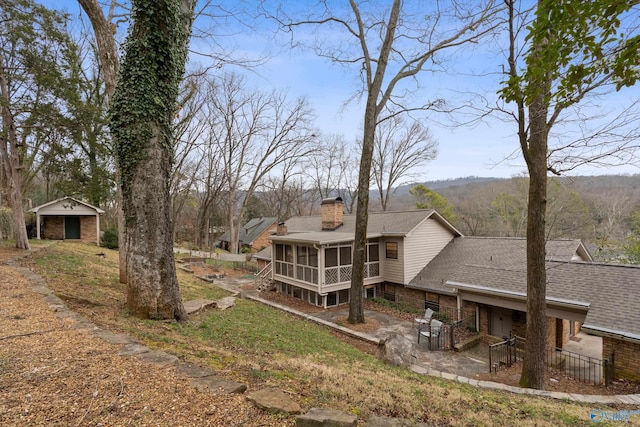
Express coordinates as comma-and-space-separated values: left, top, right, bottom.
418, 311, 477, 351
489, 336, 524, 372
488, 336, 615, 386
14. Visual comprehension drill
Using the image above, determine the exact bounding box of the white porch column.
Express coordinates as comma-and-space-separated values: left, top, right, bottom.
95, 213, 100, 246
36, 213, 41, 239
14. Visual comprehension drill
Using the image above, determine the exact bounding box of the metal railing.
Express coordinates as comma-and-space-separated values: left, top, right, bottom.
488, 336, 614, 385
418, 312, 478, 351
489, 336, 524, 372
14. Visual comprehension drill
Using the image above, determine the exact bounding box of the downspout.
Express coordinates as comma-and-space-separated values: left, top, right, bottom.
315, 243, 324, 305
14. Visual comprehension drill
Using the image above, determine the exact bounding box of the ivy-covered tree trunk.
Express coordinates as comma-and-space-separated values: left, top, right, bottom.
109, 0, 195, 320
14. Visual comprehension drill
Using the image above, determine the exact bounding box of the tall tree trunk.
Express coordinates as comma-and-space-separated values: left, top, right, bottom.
348, 113, 375, 323
124, 133, 186, 319
0, 57, 29, 250
348, 0, 401, 324
7, 174, 29, 249
77, 0, 128, 283
519, 72, 550, 392
109, 0, 195, 320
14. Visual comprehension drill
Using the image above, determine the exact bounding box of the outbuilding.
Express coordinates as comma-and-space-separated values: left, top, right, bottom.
30, 196, 104, 246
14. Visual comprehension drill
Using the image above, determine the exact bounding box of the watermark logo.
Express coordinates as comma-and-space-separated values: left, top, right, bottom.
591, 408, 640, 423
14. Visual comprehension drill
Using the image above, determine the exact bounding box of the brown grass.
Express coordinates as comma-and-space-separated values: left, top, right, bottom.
1, 241, 634, 426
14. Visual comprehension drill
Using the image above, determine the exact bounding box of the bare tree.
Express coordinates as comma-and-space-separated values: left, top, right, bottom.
260, 175, 313, 220
305, 134, 359, 213
372, 116, 437, 211
500, 0, 640, 389
208, 72, 316, 253
170, 76, 210, 241
274, 0, 501, 323
78, 0, 129, 282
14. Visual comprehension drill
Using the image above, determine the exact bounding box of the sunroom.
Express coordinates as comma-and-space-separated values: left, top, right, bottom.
270, 232, 382, 308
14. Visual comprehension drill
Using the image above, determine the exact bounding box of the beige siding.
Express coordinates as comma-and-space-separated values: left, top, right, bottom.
403, 218, 455, 283
39, 201, 98, 216
381, 238, 404, 283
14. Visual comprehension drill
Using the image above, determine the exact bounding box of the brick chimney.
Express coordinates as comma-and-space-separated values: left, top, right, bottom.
276, 222, 288, 235
321, 197, 344, 230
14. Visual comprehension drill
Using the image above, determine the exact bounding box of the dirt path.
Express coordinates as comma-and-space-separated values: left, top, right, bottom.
0, 248, 289, 426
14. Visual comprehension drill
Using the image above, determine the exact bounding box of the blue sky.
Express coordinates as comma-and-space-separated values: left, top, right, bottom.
50, 0, 640, 181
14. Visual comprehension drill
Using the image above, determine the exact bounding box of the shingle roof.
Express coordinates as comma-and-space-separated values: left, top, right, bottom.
252, 245, 272, 261
547, 262, 640, 340
409, 236, 640, 340
282, 209, 461, 238
30, 196, 105, 214
409, 237, 589, 294
218, 217, 277, 246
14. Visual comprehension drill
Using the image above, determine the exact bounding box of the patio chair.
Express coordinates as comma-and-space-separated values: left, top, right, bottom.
418, 319, 443, 349
414, 308, 434, 328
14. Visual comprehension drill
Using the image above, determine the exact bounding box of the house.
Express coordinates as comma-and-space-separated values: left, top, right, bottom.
29, 196, 104, 246
407, 238, 640, 380
263, 198, 640, 379
218, 217, 278, 253
253, 245, 272, 272
267, 197, 460, 307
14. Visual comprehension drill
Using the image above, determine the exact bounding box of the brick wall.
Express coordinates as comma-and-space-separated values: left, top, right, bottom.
251, 228, 274, 252
321, 199, 343, 230
545, 317, 557, 348
440, 295, 457, 312
395, 286, 423, 310
42, 217, 64, 239
560, 319, 571, 347
80, 216, 97, 242
478, 305, 489, 334
603, 337, 640, 381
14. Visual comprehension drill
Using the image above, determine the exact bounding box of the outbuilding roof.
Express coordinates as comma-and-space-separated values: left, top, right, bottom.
29, 196, 104, 215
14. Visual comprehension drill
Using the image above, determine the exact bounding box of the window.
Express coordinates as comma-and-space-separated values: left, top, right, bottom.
297, 246, 308, 265
325, 245, 352, 266
296, 246, 319, 266
340, 246, 351, 265
325, 247, 338, 267
327, 292, 337, 307
365, 286, 375, 299
383, 283, 396, 301
424, 292, 439, 312
367, 243, 379, 262
385, 241, 398, 259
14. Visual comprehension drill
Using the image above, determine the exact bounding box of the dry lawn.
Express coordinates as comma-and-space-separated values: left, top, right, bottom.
0, 241, 636, 426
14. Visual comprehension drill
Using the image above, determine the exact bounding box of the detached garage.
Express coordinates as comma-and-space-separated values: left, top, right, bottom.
30, 196, 104, 246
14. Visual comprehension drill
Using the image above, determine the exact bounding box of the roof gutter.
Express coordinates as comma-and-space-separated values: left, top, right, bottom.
581, 324, 640, 344
445, 281, 591, 311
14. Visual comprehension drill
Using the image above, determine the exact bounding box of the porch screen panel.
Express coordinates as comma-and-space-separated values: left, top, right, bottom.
339, 246, 351, 265
325, 248, 338, 267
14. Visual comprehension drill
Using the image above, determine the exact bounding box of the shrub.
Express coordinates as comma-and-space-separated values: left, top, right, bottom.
101, 228, 118, 249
